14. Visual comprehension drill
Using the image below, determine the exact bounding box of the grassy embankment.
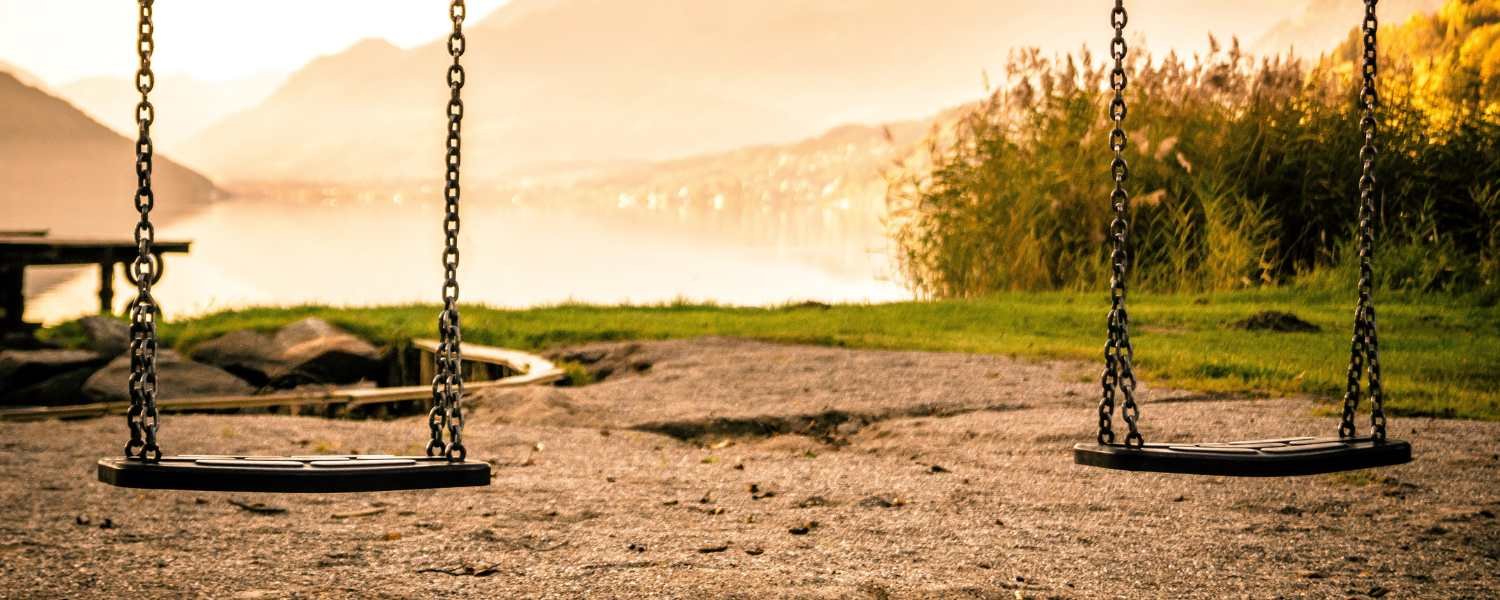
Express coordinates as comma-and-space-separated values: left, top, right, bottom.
44, 289, 1499, 421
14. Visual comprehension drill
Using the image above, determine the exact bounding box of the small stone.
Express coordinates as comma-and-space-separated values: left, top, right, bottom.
857, 496, 903, 509
796, 496, 829, 508
697, 543, 730, 553
788, 521, 819, 535
744, 547, 765, 556
929, 465, 950, 474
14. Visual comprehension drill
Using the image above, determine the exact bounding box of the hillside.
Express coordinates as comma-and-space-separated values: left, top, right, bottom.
0, 71, 220, 237
180, 0, 1360, 184
58, 71, 286, 154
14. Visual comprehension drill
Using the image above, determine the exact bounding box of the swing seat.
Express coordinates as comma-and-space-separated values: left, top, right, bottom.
1073, 436, 1410, 477
97, 454, 491, 493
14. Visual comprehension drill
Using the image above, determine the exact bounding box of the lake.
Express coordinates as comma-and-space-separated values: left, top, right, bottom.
25, 193, 910, 325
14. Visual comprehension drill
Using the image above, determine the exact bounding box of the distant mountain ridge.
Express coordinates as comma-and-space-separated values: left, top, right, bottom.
177, 0, 1455, 185
0, 71, 219, 237
178, 0, 1047, 184
58, 70, 286, 155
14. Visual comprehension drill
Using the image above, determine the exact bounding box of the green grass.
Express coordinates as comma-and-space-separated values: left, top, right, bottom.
45, 289, 1500, 421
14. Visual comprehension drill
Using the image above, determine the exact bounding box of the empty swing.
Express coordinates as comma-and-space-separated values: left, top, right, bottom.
96, 0, 490, 493
1072, 0, 1412, 477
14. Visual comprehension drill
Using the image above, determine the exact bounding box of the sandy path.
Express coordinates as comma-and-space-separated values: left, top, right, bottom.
1, 338, 1496, 599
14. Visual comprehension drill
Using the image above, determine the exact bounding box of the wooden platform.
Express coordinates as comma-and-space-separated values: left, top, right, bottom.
0, 235, 192, 333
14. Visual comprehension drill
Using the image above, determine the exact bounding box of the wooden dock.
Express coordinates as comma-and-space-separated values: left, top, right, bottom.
0, 235, 192, 333
0, 340, 564, 422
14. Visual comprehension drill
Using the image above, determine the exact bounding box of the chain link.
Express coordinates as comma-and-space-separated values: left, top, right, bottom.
124, 0, 162, 462
1097, 0, 1144, 449
1340, 0, 1387, 442
429, 0, 469, 462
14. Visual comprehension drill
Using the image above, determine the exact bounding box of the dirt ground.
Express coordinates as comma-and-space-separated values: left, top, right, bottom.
1, 338, 1497, 599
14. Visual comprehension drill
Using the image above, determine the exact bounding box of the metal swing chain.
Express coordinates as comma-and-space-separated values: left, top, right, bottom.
125, 0, 163, 462
1340, 0, 1387, 442
1097, 0, 1144, 449
428, 0, 469, 462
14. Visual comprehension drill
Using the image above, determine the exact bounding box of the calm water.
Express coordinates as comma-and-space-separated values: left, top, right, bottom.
27, 195, 909, 324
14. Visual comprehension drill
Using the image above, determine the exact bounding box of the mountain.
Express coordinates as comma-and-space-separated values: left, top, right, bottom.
182, 0, 1443, 185
0, 71, 220, 237
1256, 0, 1446, 56
57, 71, 286, 155
0, 61, 47, 91
181, 0, 1311, 184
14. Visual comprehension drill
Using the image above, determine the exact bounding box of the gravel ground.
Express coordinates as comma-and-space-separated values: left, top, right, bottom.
1, 338, 1496, 599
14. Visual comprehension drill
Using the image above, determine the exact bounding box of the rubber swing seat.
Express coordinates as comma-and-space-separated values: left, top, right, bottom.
1073, 436, 1410, 477
97, 454, 491, 493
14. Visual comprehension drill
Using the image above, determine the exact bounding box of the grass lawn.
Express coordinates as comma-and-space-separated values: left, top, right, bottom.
44, 289, 1500, 421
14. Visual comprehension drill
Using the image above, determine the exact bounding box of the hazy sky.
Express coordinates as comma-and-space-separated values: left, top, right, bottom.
0, 0, 512, 85
1, 0, 1424, 87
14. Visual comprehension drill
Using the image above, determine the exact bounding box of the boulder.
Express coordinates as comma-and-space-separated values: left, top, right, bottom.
187, 329, 283, 387
82, 349, 254, 403
271, 318, 382, 387
77, 316, 131, 356
0, 349, 107, 393
1, 367, 96, 406
189, 318, 382, 388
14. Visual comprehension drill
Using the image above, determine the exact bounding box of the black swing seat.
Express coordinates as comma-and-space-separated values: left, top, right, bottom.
1073, 436, 1411, 477
97, 454, 492, 493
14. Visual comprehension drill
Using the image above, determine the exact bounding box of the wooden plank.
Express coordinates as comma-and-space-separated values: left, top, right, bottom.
0, 238, 191, 267
411, 339, 556, 372
410, 339, 563, 386
0, 236, 192, 251
0, 343, 564, 421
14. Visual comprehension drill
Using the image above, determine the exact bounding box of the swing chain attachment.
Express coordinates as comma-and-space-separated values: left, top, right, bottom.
1340, 0, 1387, 442
1097, 0, 1144, 449
429, 0, 469, 462
124, 0, 162, 462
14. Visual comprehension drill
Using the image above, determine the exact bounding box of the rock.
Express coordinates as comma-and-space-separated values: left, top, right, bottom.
272, 318, 381, 385
788, 521, 818, 535
77, 316, 131, 356
0, 349, 107, 393
81, 349, 254, 403
1, 366, 97, 406
187, 330, 282, 387
188, 318, 382, 388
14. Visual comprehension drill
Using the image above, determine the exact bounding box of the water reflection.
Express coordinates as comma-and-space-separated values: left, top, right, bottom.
28, 191, 908, 324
